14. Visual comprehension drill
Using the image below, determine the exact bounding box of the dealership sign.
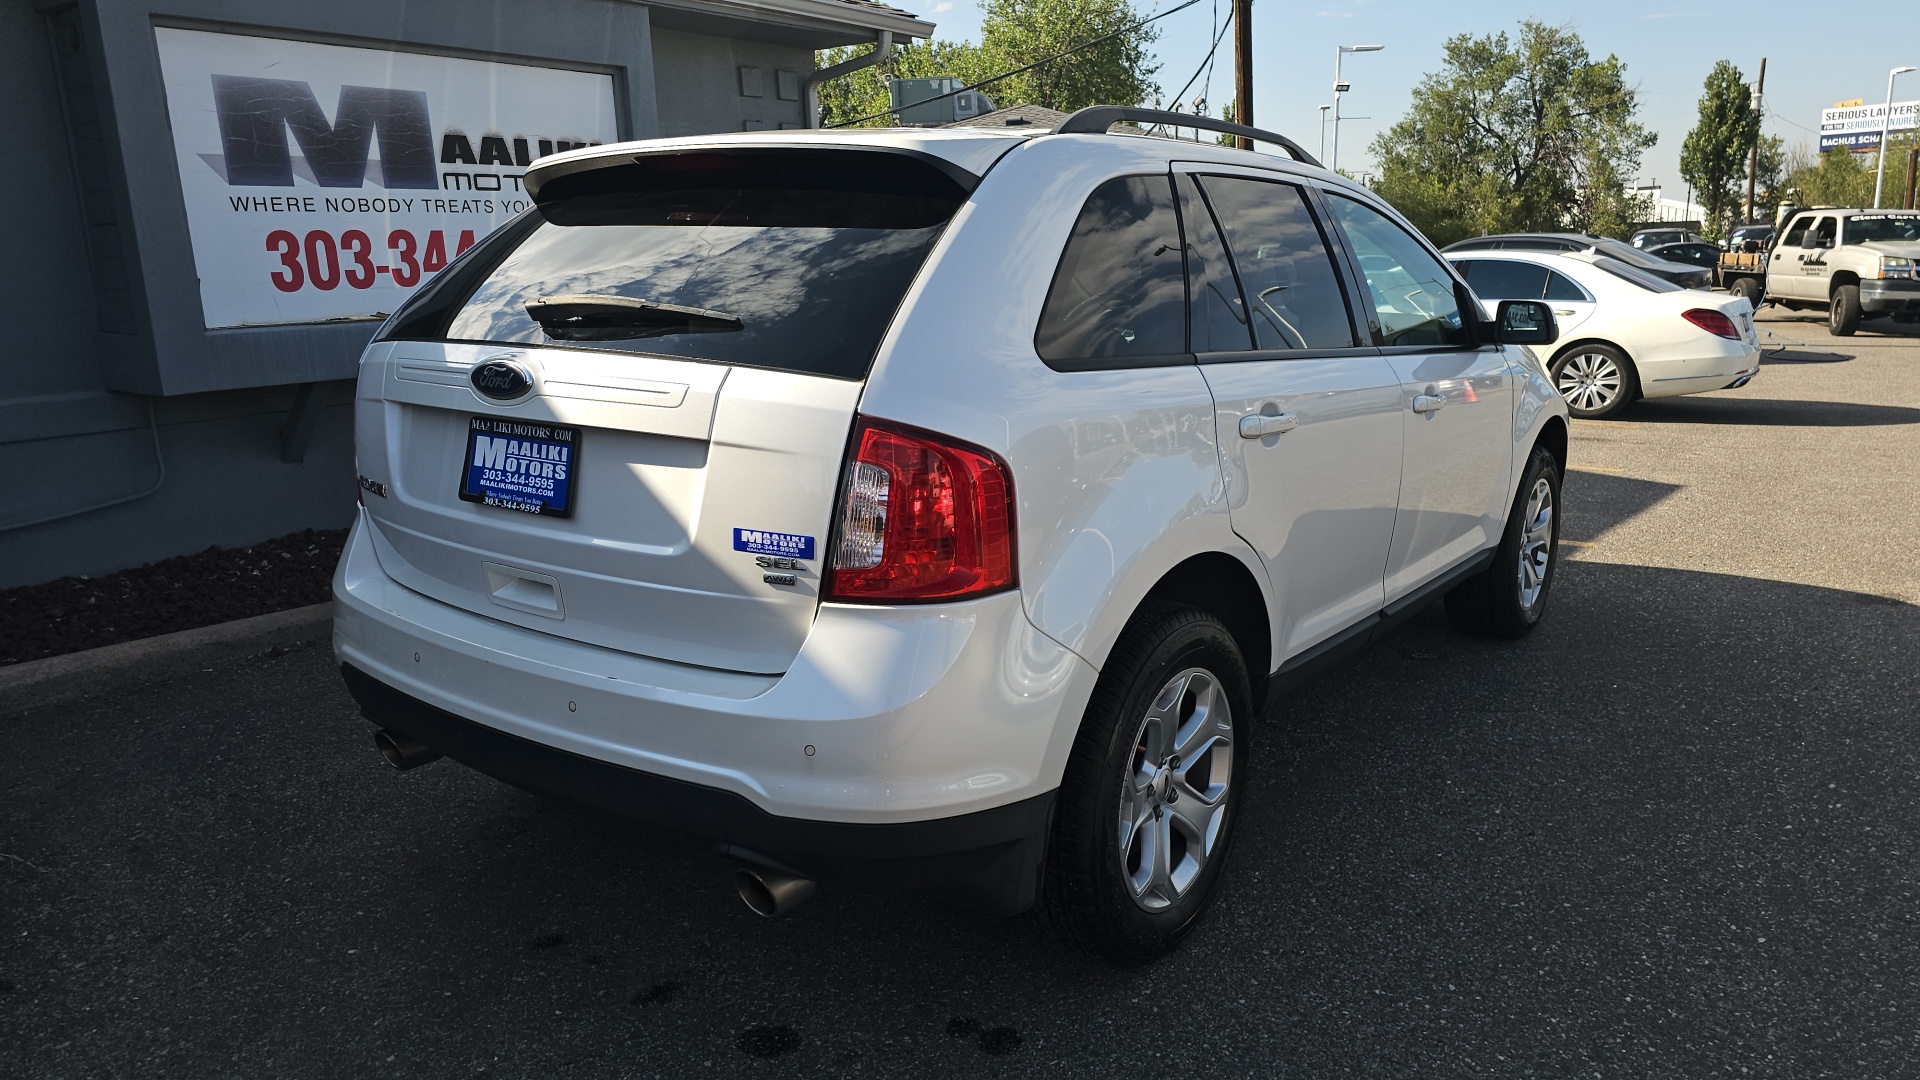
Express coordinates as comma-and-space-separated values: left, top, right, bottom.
1820, 99, 1919, 153
154, 28, 618, 328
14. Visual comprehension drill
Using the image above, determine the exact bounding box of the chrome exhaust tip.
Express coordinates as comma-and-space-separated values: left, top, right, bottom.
734, 867, 817, 917
373, 729, 442, 771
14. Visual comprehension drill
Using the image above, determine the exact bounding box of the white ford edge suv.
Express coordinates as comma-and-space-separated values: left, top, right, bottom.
333, 107, 1571, 963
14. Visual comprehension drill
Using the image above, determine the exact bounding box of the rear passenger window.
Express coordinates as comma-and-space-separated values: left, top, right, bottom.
1544, 271, 1585, 302
1196, 176, 1355, 350
1035, 176, 1188, 365
1175, 175, 1253, 352
1459, 258, 1548, 300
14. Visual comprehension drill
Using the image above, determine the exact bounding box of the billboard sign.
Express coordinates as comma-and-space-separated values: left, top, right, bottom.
1820, 99, 1920, 153
154, 27, 619, 328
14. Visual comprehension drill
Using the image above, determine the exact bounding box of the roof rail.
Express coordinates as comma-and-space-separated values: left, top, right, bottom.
1052, 106, 1323, 168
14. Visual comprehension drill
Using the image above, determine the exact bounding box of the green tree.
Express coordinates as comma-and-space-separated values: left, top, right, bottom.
1782, 144, 1875, 207
1678, 61, 1761, 238
815, 0, 1159, 128
1366, 20, 1656, 246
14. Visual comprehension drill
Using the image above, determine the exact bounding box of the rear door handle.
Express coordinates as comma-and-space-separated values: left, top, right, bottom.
1553, 308, 1576, 316
1412, 394, 1447, 414
1238, 412, 1298, 439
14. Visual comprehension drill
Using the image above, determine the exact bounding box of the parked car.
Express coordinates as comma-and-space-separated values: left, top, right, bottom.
1631, 227, 1704, 249
1725, 223, 1775, 251
1448, 248, 1761, 420
1443, 233, 1713, 289
333, 107, 1572, 963
1647, 241, 1724, 273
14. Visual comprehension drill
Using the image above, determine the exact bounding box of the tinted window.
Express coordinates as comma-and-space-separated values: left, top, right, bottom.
406, 149, 967, 380
1199, 177, 1354, 350
1781, 217, 1811, 248
1458, 258, 1549, 300
1035, 175, 1188, 364
1325, 194, 1469, 347
1175, 175, 1253, 352
1593, 257, 1681, 293
1544, 270, 1586, 302
1811, 217, 1837, 247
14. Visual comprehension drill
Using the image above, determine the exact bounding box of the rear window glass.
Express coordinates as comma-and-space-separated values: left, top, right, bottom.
381, 148, 969, 380
1035, 175, 1188, 365
1592, 257, 1681, 293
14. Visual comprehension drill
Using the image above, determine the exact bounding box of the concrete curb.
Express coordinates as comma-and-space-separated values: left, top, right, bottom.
0, 602, 333, 713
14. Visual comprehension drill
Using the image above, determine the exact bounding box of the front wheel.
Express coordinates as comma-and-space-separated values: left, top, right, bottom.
1550, 344, 1638, 420
1446, 446, 1562, 639
1730, 276, 1762, 308
1829, 285, 1861, 336
1040, 605, 1250, 964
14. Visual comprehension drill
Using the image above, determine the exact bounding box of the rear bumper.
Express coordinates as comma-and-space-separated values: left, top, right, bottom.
1861, 279, 1920, 313
331, 508, 1097, 911
341, 663, 1055, 913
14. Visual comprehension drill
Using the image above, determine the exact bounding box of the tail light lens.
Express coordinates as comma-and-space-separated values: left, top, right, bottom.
1682, 308, 1740, 339
825, 418, 1016, 603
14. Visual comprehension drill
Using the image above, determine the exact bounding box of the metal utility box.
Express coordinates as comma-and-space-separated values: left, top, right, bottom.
890, 78, 994, 126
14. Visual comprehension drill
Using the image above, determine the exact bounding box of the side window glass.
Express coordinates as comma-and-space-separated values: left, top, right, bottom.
1811, 217, 1837, 247
1035, 175, 1187, 364
1461, 258, 1548, 301
1175, 175, 1253, 352
1781, 217, 1810, 248
1324, 193, 1469, 347
1544, 271, 1586, 302
1197, 176, 1355, 350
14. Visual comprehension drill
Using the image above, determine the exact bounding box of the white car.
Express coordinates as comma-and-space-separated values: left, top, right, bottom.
333, 107, 1570, 963
1447, 248, 1762, 420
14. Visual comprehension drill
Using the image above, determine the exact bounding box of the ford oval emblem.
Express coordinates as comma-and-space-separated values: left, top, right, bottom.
470, 359, 533, 401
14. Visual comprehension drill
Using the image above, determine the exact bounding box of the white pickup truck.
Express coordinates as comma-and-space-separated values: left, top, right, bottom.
1764, 208, 1920, 335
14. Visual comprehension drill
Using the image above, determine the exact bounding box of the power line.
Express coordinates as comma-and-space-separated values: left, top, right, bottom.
825, 0, 1207, 129
1169, 0, 1232, 111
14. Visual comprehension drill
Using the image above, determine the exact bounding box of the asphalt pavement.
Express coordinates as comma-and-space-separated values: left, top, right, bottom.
5, 309, 1918, 1078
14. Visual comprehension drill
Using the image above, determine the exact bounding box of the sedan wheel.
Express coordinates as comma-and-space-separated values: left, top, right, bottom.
1551, 346, 1637, 420
1516, 476, 1554, 610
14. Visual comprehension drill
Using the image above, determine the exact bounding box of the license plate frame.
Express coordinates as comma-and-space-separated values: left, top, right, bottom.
458, 416, 581, 518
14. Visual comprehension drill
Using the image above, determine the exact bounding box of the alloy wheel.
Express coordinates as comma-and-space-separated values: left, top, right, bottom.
1556, 352, 1622, 413
1516, 476, 1554, 610
1117, 667, 1233, 912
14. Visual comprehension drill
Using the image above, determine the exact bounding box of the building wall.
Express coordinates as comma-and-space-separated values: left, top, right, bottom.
651, 29, 811, 135
1, 0, 906, 590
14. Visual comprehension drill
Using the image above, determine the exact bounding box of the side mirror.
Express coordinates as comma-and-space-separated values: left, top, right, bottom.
1494, 299, 1557, 346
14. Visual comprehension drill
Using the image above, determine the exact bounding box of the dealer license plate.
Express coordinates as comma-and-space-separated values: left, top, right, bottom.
458, 416, 580, 518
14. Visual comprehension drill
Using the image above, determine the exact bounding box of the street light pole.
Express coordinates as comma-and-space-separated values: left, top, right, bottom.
1874, 65, 1916, 209
1319, 104, 1330, 162
1330, 44, 1383, 174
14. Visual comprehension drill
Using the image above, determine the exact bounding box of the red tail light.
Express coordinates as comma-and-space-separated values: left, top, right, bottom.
824, 418, 1016, 603
1682, 308, 1740, 339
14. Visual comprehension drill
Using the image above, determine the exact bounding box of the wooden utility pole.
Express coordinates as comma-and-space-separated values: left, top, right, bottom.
1745, 57, 1767, 224
1232, 0, 1253, 149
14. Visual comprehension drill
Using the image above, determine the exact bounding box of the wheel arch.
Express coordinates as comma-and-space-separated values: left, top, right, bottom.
1830, 271, 1860, 295
1532, 414, 1568, 475
1139, 552, 1273, 716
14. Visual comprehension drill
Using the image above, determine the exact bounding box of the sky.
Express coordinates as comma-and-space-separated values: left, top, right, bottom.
914, 0, 1919, 199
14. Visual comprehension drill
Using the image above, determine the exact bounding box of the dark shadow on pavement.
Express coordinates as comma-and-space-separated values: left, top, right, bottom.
1623, 395, 1920, 426
4, 563, 1919, 1077
1559, 469, 1679, 545
1760, 347, 1853, 364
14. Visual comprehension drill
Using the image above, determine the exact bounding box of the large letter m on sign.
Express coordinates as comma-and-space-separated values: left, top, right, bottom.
211, 76, 435, 189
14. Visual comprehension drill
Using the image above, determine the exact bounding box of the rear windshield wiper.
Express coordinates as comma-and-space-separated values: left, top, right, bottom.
525, 295, 744, 341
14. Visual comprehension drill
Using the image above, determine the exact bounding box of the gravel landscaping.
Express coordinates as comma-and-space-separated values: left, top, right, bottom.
0, 529, 346, 666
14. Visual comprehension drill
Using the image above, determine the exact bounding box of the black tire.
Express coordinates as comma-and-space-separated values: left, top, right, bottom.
1830, 284, 1861, 336
1730, 276, 1762, 308
1445, 446, 1562, 639
1039, 604, 1251, 965
1549, 344, 1638, 420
